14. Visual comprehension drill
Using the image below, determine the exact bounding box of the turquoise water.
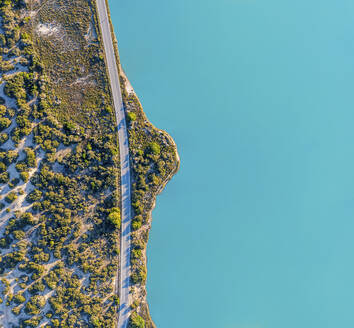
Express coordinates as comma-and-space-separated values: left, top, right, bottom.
109, 0, 354, 327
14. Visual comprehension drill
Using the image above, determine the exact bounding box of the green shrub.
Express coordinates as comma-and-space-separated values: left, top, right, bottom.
24, 148, 36, 167
15, 162, 27, 172
8, 178, 19, 188
13, 293, 25, 304
132, 215, 143, 231
26, 189, 42, 202
0, 161, 6, 172
0, 132, 8, 144
23, 317, 40, 327
25, 295, 45, 315
129, 312, 145, 328
20, 212, 36, 225
0, 117, 11, 130
12, 230, 25, 240
11, 306, 21, 315
0, 172, 9, 184
148, 142, 160, 155
20, 171, 29, 182
5, 150, 18, 164
108, 207, 121, 229
0, 105, 5, 115
5, 192, 17, 203
131, 266, 147, 284
127, 112, 136, 122
29, 281, 45, 294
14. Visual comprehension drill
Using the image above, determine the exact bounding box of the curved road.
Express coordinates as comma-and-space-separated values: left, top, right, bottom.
96, 1, 132, 327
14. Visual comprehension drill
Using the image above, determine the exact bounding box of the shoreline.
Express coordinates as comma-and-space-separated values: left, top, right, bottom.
102, 2, 180, 325
120, 67, 180, 328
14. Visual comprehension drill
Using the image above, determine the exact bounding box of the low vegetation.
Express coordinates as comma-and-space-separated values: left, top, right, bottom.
0, 0, 121, 326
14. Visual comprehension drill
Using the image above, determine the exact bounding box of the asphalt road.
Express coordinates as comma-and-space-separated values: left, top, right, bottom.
96, 1, 132, 327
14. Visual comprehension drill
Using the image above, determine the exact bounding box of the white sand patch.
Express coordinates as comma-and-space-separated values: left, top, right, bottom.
6, 163, 19, 181
55, 144, 73, 161
35, 22, 78, 52
71, 74, 94, 86
125, 78, 134, 94
36, 23, 60, 37
28, 10, 37, 17
85, 19, 98, 43
120, 67, 135, 95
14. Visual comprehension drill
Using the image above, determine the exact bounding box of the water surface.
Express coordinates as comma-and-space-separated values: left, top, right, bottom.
109, 0, 354, 327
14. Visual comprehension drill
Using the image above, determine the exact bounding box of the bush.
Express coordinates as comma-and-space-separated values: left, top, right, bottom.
127, 112, 136, 122
0, 132, 8, 144
20, 171, 29, 182
22, 317, 40, 327
28, 281, 45, 294
148, 142, 160, 155
24, 148, 36, 167
26, 189, 42, 203
0, 117, 11, 130
0, 105, 5, 115
12, 230, 25, 240
5, 150, 18, 164
0, 162, 6, 172
25, 295, 45, 315
5, 192, 17, 203
132, 215, 143, 231
9, 178, 19, 188
108, 208, 121, 229
12, 306, 21, 315
131, 266, 146, 284
15, 162, 27, 172
0, 171, 9, 184
21, 212, 37, 225
14, 293, 26, 304
51, 319, 60, 327
129, 312, 145, 328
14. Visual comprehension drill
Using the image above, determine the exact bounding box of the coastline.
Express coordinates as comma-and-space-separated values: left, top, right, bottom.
102, 1, 180, 326
120, 67, 180, 328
